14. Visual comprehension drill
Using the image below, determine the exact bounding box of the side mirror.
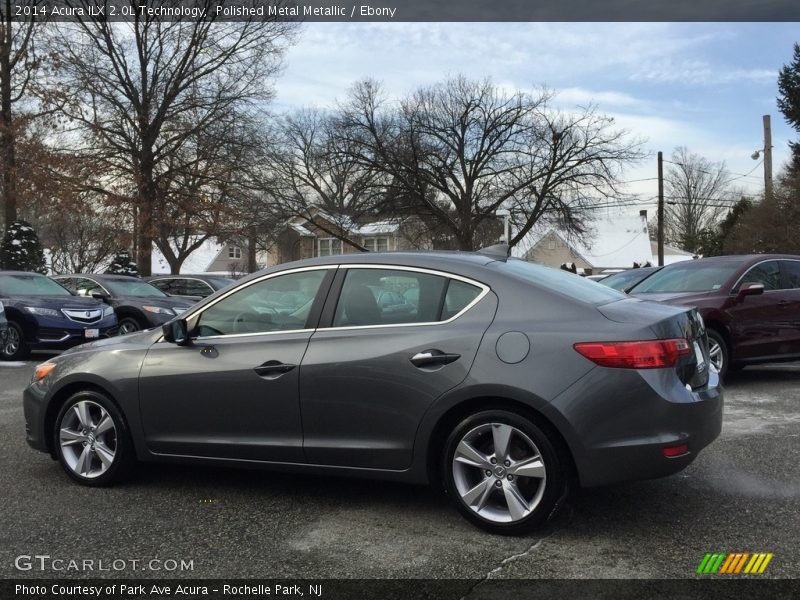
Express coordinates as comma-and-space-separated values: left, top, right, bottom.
736, 282, 765, 300
91, 292, 111, 303
162, 319, 191, 346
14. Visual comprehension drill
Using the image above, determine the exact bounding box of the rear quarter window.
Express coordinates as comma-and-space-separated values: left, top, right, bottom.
495, 260, 625, 304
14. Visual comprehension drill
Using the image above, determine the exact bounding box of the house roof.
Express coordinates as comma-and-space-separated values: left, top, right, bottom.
151, 239, 224, 274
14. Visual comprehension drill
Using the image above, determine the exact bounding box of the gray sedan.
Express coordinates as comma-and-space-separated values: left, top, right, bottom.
23, 249, 722, 534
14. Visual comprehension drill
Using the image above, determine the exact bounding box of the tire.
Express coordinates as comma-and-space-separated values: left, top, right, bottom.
53, 390, 135, 486
118, 316, 144, 335
1, 321, 30, 360
442, 409, 567, 535
707, 329, 729, 380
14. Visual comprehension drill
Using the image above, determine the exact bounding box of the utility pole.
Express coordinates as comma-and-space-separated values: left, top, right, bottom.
657, 151, 664, 266
762, 114, 773, 204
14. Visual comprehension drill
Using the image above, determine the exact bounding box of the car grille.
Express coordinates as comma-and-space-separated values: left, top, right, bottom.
61, 308, 103, 324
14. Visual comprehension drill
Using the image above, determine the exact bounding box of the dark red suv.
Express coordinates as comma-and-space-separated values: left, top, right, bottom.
629, 254, 800, 377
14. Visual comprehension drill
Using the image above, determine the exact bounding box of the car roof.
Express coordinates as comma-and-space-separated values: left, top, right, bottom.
56, 273, 140, 281
664, 254, 800, 266
0, 270, 47, 276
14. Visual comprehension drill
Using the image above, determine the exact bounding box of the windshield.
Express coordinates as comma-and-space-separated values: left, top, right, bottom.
602, 268, 656, 291
631, 263, 740, 293
104, 278, 167, 298
0, 274, 72, 296
495, 259, 625, 304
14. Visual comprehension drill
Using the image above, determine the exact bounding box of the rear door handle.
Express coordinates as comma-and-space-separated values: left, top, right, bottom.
410, 350, 461, 368
254, 361, 296, 378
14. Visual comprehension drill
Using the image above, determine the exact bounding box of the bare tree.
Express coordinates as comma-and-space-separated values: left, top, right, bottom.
268, 109, 388, 250
664, 146, 733, 253
337, 76, 643, 251
0, 1, 40, 229
50, 6, 297, 274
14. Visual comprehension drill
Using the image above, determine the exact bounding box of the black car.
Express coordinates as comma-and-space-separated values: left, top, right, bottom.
146, 274, 234, 301
52, 274, 194, 335
26, 249, 722, 534
0, 271, 118, 360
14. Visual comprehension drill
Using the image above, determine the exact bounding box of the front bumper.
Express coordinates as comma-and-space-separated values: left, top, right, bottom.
548, 368, 724, 488
25, 315, 118, 350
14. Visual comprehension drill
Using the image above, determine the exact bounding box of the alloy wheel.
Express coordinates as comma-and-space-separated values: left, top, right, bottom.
58, 400, 118, 479
452, 422, 547, 523
118, 319, 140, 335
3, 326, 20, 357
708, 339, 723, 373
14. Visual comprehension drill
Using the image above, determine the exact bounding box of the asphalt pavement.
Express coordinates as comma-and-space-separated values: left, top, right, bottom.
1, 359, 798, 581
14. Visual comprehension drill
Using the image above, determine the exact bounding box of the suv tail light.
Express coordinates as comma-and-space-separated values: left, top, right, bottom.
573, 338, 692, 369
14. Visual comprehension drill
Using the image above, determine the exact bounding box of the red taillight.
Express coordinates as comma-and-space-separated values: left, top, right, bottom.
573, 338, 692, 369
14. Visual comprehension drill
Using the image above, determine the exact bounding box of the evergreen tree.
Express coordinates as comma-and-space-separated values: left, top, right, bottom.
106, 250, 139, 276
777, 42, 800, 174
0, 220, 47, 273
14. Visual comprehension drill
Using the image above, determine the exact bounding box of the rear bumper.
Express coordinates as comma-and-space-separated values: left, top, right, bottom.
547, 368, 723, 488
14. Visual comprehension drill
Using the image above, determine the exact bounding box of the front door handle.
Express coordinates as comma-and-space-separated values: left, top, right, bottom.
410, 350, 461, 368
254, 361, 296, 378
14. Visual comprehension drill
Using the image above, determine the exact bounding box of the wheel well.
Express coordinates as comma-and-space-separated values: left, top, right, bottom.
425, 396, 577, 489
43, 382, 117, 457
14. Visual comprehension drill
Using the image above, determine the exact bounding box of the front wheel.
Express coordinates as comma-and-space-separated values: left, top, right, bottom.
442, 410, 567, 535
1, 321, 29, 360
707, 330, 729, 380
118, 316, 144, 335
53, 390, 135, 486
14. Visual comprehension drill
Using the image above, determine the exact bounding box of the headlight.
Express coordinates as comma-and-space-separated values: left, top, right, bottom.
25, 307, 60, 318
0, 301, 4, 313
142, 305, 175, 315
103, 305, 115, 317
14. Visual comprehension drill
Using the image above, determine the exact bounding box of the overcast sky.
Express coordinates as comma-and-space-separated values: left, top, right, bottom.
271, 22, 798, 212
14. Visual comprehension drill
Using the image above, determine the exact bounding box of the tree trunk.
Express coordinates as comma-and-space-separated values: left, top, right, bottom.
247, 225, 257, 273
0, 20, 17, 230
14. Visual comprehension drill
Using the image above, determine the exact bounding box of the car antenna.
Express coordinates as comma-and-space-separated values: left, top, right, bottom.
477, 243, 511, 260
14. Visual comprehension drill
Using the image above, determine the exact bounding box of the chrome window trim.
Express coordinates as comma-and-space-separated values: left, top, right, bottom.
321, 263, 491, 332
54, 276, 111, 298
157, 265, 336, 343
151, 276, 216, 294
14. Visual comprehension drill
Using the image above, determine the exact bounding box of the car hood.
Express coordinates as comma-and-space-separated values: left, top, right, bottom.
630, 291, 715, 306
58, 327, 162, 356
0, 295, 106, 310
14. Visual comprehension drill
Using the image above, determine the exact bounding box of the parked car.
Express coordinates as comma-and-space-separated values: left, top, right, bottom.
0, 300, 7, 347
601, 266, 662, 292
24, 249, 721, 534
146, 274, 234, 301
628, 254, 800, 377
51, 274, 194, 335
0, 271, 117, 360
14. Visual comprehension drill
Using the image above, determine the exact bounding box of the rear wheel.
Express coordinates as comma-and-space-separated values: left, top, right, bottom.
53, 390, 135, 486
442, 410, 567, 535
707, 329, 729, 379
1, 321, 29, 360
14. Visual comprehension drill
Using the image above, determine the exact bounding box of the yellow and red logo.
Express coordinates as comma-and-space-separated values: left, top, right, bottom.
697, 552, 773, 574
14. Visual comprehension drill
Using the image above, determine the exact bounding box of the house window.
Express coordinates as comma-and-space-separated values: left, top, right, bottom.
228, 246, 242, 259
318, 238, 343, 257
363, 237, 390, 252
546, 240, 556, 250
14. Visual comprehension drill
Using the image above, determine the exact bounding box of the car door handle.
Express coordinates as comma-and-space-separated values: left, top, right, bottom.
253, 361, 296, 378
410, 350, 461, 368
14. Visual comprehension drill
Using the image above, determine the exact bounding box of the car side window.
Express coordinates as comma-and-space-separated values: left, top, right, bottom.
332, 268, 482, 327
741, 261, 781, 291
151, 279, 176, 294
781, 261, 800, 289
184, 279, 214, 297
195, 270, 327, 337
443, 279, 482, 320
56, 278, 77, 293
74, 278, 105, 296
